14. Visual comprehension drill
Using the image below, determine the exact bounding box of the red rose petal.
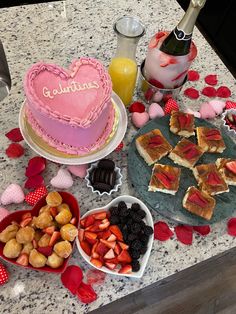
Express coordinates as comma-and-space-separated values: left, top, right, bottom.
227, 218, 236, 237
24, 175, 45, 189
25, 156, 46, 177
129, 101, 145, 113
201, 86, 217, 98
204, 74, 218, 86
193, 225, 211, 236
6, 143, 24, 158
115, 141, 124, 152
154, 221, 174, 241
76, 281, 97, 303
5, 128, 23, 142
216, 86, 231, 98
188, 70, 200, 81
184, 87, 199, 99
61, 265, 83, 295
174, 225, 193, 245
86, 269, 106, 286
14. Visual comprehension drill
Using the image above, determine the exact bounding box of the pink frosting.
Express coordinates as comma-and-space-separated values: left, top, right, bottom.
24, 58, 115, 155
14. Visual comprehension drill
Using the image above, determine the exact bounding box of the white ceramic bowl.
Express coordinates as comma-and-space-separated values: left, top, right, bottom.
85, 162, 122, 196
221, 109, 236, 141
76, 195, 154, 278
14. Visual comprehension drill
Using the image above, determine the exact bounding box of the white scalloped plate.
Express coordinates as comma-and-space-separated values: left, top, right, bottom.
76, 195, 154, 278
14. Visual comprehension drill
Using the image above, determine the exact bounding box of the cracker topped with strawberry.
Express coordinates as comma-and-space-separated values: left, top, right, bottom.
216, 158, 236, 186
170, 111, 195, 138
196, 127, 226, 153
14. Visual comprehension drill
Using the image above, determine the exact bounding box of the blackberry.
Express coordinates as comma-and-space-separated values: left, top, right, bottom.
131, 203, 141, 212
140, 246, 147, 255
120, 216, 128, 224
137, 209, 146, 219
127, 233, 138, 242
131, 260, 140, 272
131, 239, 142, 251
109, 215, 120, 225
109, 206, 120, 216
120, 208, 129, 217
127, 218, 133, 226
117, 223, 123, 231
140, 234, 149, 245
118, 201, 127, 210
121, 224, 128, 234
129, 249, 141, 259
143, 225, 154, 236
131, 212, 142, 223
122, 230, 128, 242
131, 223, 142, 234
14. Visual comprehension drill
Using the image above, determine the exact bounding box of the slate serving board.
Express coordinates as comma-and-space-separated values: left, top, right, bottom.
128, 116, 236, 226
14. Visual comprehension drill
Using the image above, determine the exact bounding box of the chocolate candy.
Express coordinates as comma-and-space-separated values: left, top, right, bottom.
97, 159, 115, 171
93, 182, 111, 193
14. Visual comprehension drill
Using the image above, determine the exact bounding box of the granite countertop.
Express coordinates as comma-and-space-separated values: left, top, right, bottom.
0, 0, 236, 313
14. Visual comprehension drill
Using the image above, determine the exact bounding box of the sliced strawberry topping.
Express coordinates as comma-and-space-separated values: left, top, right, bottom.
155, 171, 175, 189
184, 147, 200, 160
225, 161, 236, 175
148, 135, 163, 148
188, 191, 208, 208
181, 143, 195, 153
205, 129, 222, 141
207, 172, 222, 186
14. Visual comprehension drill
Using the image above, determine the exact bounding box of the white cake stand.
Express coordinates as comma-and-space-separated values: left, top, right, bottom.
19, 92, 128, 165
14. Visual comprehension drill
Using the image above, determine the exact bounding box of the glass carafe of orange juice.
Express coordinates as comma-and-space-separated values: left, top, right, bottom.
108, 16, 145, 106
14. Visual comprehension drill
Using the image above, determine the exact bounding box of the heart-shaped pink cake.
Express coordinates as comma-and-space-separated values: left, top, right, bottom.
24, 58, 115, 155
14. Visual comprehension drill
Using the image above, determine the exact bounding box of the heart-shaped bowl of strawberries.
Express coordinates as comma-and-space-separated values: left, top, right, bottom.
76, 195, 154, 278
0, 191, 80, 273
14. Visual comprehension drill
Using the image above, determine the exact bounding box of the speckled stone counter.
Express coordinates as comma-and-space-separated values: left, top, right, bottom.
0, 0, 236, 313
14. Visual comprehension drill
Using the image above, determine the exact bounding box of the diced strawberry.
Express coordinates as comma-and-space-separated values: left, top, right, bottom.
155, 172, 171, 189
184, 147, 199, 160
118, 242, 129, 250
86, 237, 98, 245
78, 229, 85, 242
119, 264, 132, 274
37, 246, 53, 257
102, 230, 112, 240
99, 221, 110, 230
93, 212, 107, 220
84, 231, 97, 240
85, 215, 95, 228
109, 225, 123, 241
100, 239, 116, 249
188, 191, 208, 208
70, 217, 77, 225
90, 258, 103, 268
16, 253, 29, 266
205, 129, 222, 141
80, 241, 91, 256
20, 217, 32, 227
86, 220, 101, 232
96, 242, 109, 256
32, 239, 38, 249
117, 250, 132, 264
91, 251, 99, 259
107, 234, 117, 242
207, 172, 222, 186
148, 135, 163, 148
91, 241, 99, 255
226, 161, 236, 175
105, 257, 118, 264
49, 231, 61, 246
43, 226, 56, 235
104, 249, 115, 260
105, 262, 117, 270
96, 231, 105, 239
49, 207, 58, 217
114, 243, 121, 255
22, 212, 32, 220
80, 218, 86, 228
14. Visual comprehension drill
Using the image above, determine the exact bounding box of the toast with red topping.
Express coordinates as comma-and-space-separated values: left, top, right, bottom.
216, 158, 236, 186
170, 111, 195, 138
196, 127, 226, 153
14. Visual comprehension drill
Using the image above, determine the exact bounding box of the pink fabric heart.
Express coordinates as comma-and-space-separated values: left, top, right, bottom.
0, 183, 25, 205
148, 103, 165, 119
208, 100, 226, 115
199, 102, 216, 119
50, 168, 73, 189
132, 112, 149, 128
185, 109, 201, 118
0, 207, 10, 222
67, 165, 88, 178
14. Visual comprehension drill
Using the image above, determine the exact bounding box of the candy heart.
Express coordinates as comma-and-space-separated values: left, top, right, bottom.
0, 191, 80, 273
225, 101, 236, 110
152, 91, 163, 103
199, 102, 216, 119
67, 165, 88, 179
0, 184, 24, 205
25, 156, 46, 177
25, 186, 48, 206
208, 100, 226, 115
51, 168, 73, 189
0, 207, 9, 222
185, 109, 201, 118
132, 112, 149, 128
148, 103, 165, 119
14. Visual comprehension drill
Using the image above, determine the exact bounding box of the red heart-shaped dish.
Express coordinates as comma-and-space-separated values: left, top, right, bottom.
0, 191, 80, 274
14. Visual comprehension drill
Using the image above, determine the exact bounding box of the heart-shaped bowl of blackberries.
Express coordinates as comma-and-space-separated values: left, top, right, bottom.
76, 195, 154, 278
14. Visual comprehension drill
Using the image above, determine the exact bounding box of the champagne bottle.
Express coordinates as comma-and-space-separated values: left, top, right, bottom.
160, 0, 206, 56
144, 0, 207, 90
